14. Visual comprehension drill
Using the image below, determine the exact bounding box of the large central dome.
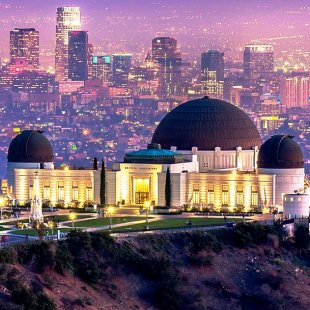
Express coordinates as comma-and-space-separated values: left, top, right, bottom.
152, 97, 262, 151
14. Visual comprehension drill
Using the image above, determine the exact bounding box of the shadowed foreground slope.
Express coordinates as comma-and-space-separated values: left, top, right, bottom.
0, 223, 309, 310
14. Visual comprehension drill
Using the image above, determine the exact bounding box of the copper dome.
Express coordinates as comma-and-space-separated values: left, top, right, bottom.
152, 97, 262, 151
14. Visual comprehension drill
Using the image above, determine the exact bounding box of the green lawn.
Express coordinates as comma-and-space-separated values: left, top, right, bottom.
103, 217, 243, 233
2, 214, 91, 226
72, 216, 144, 228
10, 228, 73, 236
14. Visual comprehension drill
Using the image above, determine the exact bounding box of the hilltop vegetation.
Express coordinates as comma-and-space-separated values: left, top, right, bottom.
0, 223, 309, 310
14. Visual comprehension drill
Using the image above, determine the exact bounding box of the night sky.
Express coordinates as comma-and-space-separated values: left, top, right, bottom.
0, 0, 309, 64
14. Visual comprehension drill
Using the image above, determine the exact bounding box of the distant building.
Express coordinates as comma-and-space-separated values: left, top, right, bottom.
68, 31, 89, 81
92, 55, 112, 84
280, 76, 309, 110
10, 28, 39, 70
243, 44, 274, 81
152, 37, 182, 96
12, 71, 56, 93
112, 54, 132, 87
201, 50, 224, 81
55, 6, 81, 81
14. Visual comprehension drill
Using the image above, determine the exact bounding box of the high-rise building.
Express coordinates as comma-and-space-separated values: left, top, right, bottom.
243, 44, 274, 81
92, 55, 112, 84
112, 54, 132, 87
10, 28, 39, 69
280, 76, 309, 110
201, 50, 224, 81
151, 37, 182, 96
55, 6, 81, 81
201, 50, 224, 98
68, 31, 88, 81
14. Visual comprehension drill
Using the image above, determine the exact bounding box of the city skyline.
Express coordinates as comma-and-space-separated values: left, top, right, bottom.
0, 1, 310, 70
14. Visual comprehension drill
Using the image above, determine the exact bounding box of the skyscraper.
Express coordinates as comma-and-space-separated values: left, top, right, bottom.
151, 37, 182, 96
68, 31, 88, 81
280, 76, 309, 111
201, 50, 224, 81
243, 44, 274, 81
55, 6, 81, 81
10, 28, 39, 69
201, 50, 225, 98
92, 55, 112, 84
112, 54, 132, 87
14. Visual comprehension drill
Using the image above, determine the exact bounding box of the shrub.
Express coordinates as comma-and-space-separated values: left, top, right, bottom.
188, 254, 214, 267
294, 225, 310, 249
232, 223, 273, 248
55, 242, 74, 274
30, 241, 55, 272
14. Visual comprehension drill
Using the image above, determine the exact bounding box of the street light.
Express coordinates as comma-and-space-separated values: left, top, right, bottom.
108, 206, 114, 230
144, 201, 151, 230
69, 212, 76, 228
0, 197, 5, 220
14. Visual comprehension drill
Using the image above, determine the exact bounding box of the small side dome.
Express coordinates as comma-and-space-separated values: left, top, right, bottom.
8, 130, 54, 163
258, 135, 304, 169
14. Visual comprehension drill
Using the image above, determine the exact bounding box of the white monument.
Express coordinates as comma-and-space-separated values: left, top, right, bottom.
30, 170, 44, 223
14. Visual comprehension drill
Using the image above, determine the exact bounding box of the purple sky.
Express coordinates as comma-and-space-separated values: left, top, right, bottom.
1, 0, 309, 64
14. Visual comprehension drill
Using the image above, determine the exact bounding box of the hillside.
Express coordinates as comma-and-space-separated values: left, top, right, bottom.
0, 223, 309, 310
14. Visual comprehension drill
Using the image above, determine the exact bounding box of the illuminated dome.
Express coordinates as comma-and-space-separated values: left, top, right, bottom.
152, 97, 262, 150
8, 130, 54, 163
258, 135, 304, 169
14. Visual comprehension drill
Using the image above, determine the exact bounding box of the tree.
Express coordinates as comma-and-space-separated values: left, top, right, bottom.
100, 159, 106, 206
93, 157, 98, 170
294, 225, 310, 249
165, 167, 171, 207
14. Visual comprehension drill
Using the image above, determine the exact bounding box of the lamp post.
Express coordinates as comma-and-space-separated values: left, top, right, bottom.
108, 206, 114, 230
69, 212, 76, 228
0, 197, 5, 220
144, 201, 151, 230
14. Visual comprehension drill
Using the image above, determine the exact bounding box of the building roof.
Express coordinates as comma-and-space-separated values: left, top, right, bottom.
8, 130, 54, 163
124, 143, 184, 164
257, 135, 304, 169
151, 97, 262, 151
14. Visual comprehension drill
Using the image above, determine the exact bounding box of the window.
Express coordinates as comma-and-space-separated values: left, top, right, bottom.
193, 190, 200, 204
86, 187, 92, 201
237, 186, 243, 205
72, 187, 79, 201
222, 185, 229, 205
208, 191, 214, 204
44, 187, 50, 200
251, 192, 258, 206
58, 182, 64, 201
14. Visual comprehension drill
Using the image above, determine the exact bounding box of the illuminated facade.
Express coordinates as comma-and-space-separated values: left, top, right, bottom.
10, 28, 40, 69
68, 31, 89, 81
105, 98, 306, 212
243, 44, 274, 81
55, 6, 81, 81
152, 37, 182, 96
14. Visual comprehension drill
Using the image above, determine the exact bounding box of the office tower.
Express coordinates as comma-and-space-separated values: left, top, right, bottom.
55, 6, 81, 81
201, 50, 224, 81
151, 37, 182, 96
201, 50, 224, 98
10, 28, 39, 69
243, 44, 274, 81
87, 44, 93, 80
68, 31, 88, 81
92, 55, 112, 83
280, 76, 309, 110
112, 54, 132, 87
